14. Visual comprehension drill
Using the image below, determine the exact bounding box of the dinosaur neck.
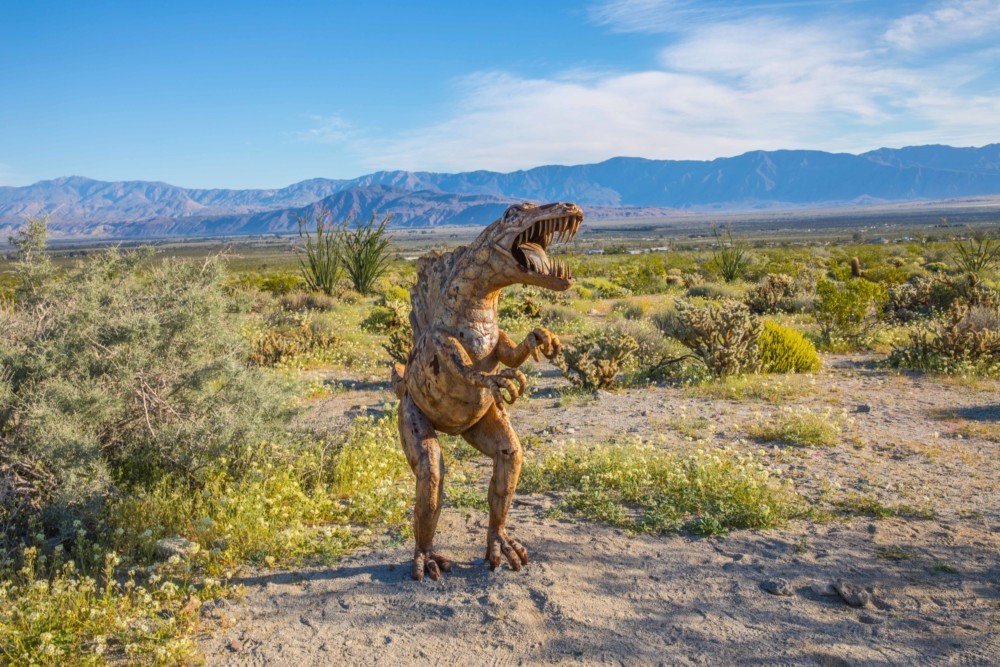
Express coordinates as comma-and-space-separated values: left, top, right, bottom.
440, 242, 509, 326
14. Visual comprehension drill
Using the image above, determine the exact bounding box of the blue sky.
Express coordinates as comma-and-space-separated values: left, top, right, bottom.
2, 0, 998, 188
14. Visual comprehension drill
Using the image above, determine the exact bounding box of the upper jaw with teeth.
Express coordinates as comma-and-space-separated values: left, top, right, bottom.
512, 214, 581, 280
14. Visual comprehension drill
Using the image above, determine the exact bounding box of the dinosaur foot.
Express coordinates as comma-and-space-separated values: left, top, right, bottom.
411, 551, 454, 581
485, 531, 529, 572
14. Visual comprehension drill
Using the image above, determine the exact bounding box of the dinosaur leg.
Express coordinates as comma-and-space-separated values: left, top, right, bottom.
398, 393, 453, 581
461, 403, 529, 572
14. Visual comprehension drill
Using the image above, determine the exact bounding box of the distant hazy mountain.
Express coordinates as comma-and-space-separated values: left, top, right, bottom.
343, 144, 1000, 207
2, 144, 999, 237
0, 176, 346, 226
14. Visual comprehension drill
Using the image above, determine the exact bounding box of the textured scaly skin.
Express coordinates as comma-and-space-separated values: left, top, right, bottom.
392, 202, 583, 580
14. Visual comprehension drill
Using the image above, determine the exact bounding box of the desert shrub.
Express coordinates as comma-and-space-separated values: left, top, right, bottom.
0, 248, 294, 541
261, 271, 306, 295
541, 305, 581, 327
360, 303, 405, 334
923, 261, 949, 273
580, 277, 631, 299
745, 273, 799, 314
711, 224, 751, 283
610, 258, 670, 294
7, 214, 53, 304
686, 283, 740, 300
520, 439, 796, 535
553, 328, 639, 390
0, 410, 412, 666
887, 302, 1000, 376
498, 286, 543, 326
279, 290, 338, 312
377, 283, 412, 306
573, 285, 594, 300
249, 313, 341, 366
865, 263, 910, 285
814, 278, 887, 346
611, 300, 646, 320
341, 212, 394, 295
657, 299, 762, 377
758, 322, 821, 373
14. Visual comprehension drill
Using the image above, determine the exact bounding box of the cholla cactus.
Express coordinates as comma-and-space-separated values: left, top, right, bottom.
661, 298, 762, 377
745, 273, 798, 315
553, 328, 639, 390
889, 302, 1000, 375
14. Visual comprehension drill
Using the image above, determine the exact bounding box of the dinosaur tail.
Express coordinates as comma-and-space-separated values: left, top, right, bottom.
390, 362, 406, 399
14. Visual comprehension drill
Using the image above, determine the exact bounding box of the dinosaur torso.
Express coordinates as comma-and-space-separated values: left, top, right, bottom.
404, 246, 504, 434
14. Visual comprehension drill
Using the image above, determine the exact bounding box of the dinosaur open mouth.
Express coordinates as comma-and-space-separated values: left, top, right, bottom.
511, 213, 582, 279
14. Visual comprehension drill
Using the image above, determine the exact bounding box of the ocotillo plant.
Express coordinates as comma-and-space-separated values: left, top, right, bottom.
711, 223, 751, 283
296, 209, 342, 295
341, 212, 394, 295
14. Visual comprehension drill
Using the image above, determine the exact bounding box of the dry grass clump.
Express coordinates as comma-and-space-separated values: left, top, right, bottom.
745, 407, 847, 448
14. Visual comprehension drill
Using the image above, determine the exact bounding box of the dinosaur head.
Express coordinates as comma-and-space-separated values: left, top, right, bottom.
487, 202, 583, 291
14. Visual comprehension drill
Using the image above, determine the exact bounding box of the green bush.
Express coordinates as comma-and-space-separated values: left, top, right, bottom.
580, 277, 631, 299
0, 249, 294, 542
758, 322, 821, 373
657, 299, 761, 377
814, 278, 887, 346
360, 304, 405, 334
553, 327, 639, 390
260, 271, 306, 295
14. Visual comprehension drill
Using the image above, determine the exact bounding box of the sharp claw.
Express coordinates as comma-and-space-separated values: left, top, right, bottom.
426, 559, 441, 581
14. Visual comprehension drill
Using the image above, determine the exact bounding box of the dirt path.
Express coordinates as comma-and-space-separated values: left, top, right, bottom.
201, 507, 998, 666
202, 357, 1000, 665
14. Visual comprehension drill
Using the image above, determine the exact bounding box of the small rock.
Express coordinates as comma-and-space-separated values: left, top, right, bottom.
856, 404, 872, 413
833, 580, 871, 608
809, 581, 839, 597
858, 613, 882, 625
593, 389, 613, 400
762, 578, 794, 596
155, 536, 198, 560
565, 427, 577, 434
226, 641, 243, 653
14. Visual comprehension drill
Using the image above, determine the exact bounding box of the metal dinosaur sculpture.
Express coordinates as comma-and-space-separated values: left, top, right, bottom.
391, 202, 583, 581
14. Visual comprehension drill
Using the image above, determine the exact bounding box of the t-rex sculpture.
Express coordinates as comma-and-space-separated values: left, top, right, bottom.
391, 202, 583, 581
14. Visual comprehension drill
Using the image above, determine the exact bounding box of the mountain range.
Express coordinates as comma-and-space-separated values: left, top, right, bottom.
2, 144, 999, 238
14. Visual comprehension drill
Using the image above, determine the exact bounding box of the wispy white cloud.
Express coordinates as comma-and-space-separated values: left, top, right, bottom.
357, 4, 1000, 172
292, 114, 357, 144
884, 0, 1000, 50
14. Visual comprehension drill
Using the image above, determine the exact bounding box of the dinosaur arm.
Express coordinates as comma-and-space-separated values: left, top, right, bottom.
495, 328, 562, 368
436, 332, 527, 405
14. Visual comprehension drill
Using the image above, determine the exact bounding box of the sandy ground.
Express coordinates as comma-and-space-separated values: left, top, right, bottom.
201, 356, 1000, 666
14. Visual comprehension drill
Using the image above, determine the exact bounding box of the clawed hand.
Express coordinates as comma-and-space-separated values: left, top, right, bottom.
527, 327, 561, 361
481, 368, 528, 406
